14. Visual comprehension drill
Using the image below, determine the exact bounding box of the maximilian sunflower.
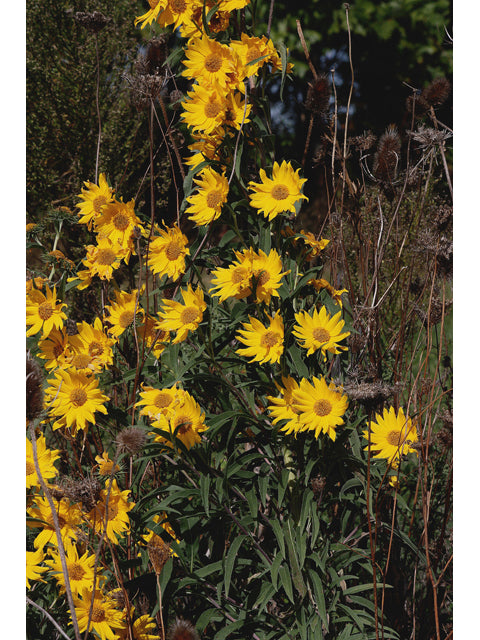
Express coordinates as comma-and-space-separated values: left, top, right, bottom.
76, 173, 114, 230
292, 306, 350, 359
26, 285, 68, 338
267, 376, 303, 436
185, 167, 229, 226
156, 284, 206, 344
236, 313, 284, 365
249, 160, 308, 221
363, 406, 419, 467
292, 376, 348, 441
148, 223, 189, 280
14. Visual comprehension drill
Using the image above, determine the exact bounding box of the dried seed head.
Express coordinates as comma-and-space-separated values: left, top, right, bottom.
108, 588, 127, 609
58, 475, 102, 511
311, 476, 326, 497
26, 353, 44, 421
342, 380, 400, 408
116, 427, 147, 456
373, 125, 401, 182
405, 93, 430, 119
407, 125, 452, 151
74, 11, 109, 33
167, 618, 200, 640
169, 89, 184, 111
146, 35, 169, 75
423, 77, 451, 107
305, 74, 330, 117
66, 318, 79, 336
148, 538, 171, 575
351, 130, 377, 152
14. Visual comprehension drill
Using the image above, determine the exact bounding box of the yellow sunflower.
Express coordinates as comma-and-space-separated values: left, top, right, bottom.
117, 614, 161, 640
308, 277, 348, 308
267, 376, 303, 436
230, 33, 278, 78
96, 198, 142, 257
37, 327, 71, 370
363, 406, 419, 467
223, 90, 251, 130
136, 384, 180, 421
26, 548, 48, 588
185, 131, 224, 169
156, 284, 206, 344
105, 289, 145, 339
182, 35, 234, 88
291, 376, 348, 441
186, 167, 229, 226
249, 160, 308, 221
86, 478, 135, 544
292, 307, 350, 359
26, 285, 68, 338
73, 237, 128, 290
95, 452, 121, 476
137, 315, 170, 359
27, 495, 83, 550
295, 230, 330, 260
73, 586, 126, 640
151, 391, 207, 450
45, 369, 109, 434
134, 0, 166, 29
76, 172, 114, 230
45, 539, 101, 596
148, 223, 189, 280
236, 313, 284, 365
181, 82, 228, 135
67, 318, 115, 372
251, 248, 289, 304
209, 248, 254, 302
26, 434, 60, 489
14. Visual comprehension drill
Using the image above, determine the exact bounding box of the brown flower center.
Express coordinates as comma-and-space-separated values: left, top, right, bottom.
119, 310, 135, 328
271, 184, 289, 201
38, 302, 53, 320
89, 341, 104, 357
313, 399, 332, 417
204, 53, 222, 73
204, 100, 222, 119
26, 460, 36, 476
154, 392, 173, 409
93, 196, 107, 214
91, 606, 106, 623
96, 248, 116, 266
48, 513, 66, 529
175, 417, 192, 434
71, 353, 92, 369
246, 46, 261, 63
106, 502, 119, 520
53, 344, 65, 358
206, 190, 223, 209
313, 327, 330, 343
165, 241, 183, 261
387, 430, 403, 446
260, 331, 280, 348
70, 387, 88, 407
256, 270, 270, 286
180, 306, 199, 325
69, 562, 86, 581
113, 212, 130, 231
170, 0, 186, 12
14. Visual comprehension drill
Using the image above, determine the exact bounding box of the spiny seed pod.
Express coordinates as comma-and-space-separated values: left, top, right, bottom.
305, 74, 330, 118
148, 538, 171, 575
405, 93, 429, 119
373, 125, 401, 182
423, 77, 451, 107
167, 618, 200, 640
74, 11, 109, 33
26, 353, 44, 421
116, 427, 146, 456
58, 476, 102, 511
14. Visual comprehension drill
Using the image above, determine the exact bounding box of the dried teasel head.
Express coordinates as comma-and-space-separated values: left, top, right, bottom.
145, 35, 169, 75
373, 125, 401, 183
405, 92, 430, 119
166, 618, 200, 640
26, 353, 44, 421
57, 475, 102, 512
148, 537, 172, 575
116, 426, 147, 456
74, 11, 109, 33
305, 74, 330, 118
422, 77, 451, 107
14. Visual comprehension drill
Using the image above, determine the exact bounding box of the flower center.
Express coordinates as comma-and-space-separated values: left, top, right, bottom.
106, 502, 119, 519
175, 417, 192, 434
312, 328, 330, 343
91, 606, 106, 623
70, 387, 88, 407
113, 212, 130, 231
48, 513, 66, 529
180, 306, 199, 324
26, 460, 35, 476
387, 430, 403, 446
170, 0, 186, 12
96, 248, 116, 266
271, 184, 289, 201
53, 344, 65, 358
89, 342, 104, 357
38, 302, 53, 320
260, 331, 280, 348
246, 46, 261, 63
232, 267, 248, 284
165, 241, 183, 261
154, 392, 173, 409
206, 190, 223, 209
71, 353, 92, 369
69, 562, 86, 581
93, 196, 107, 214
204, 100, 222, 119
204, 53, 222, 73
256, 270, 270, 286
313, 399, 332, 417
119, 310, 135, 328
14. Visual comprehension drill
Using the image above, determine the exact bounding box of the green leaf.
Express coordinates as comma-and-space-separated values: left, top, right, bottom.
258, 473, 269, 507
277, 41, 288, 101
270, 553, 283, 590
309, 570, 328, 632
195, 608, 223, 631
195, 560, 223, 578
271, 519, 285, 559
252, 581, 276, 612
278, 564, 295, 603
288, 343, 309, 378
285, 521, 307, 598
224, 534, 246, 598
246, 488, 258, 520
214, 620, 244, 640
